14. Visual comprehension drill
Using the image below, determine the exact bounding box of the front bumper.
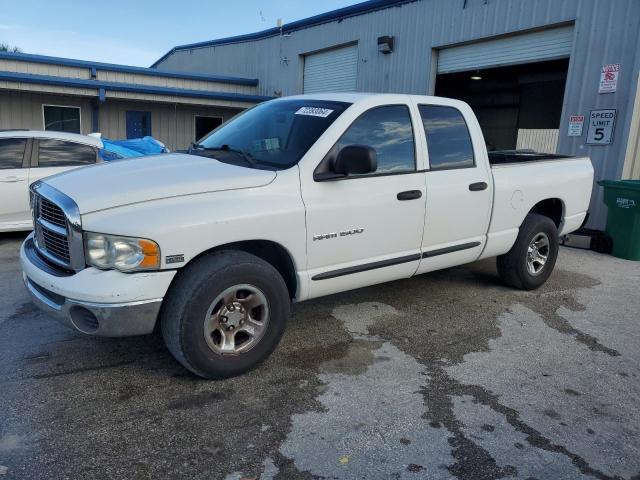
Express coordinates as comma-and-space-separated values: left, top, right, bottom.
21, 234, 176, 337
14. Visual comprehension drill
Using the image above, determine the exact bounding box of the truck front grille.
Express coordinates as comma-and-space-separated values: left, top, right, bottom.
41, 228, 71, 263
30, 182, 84, 273
39, 197, 66, 227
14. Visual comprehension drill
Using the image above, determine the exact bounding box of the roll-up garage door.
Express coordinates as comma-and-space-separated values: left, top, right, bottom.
437, 26, 573, 74
303, 44, 358, 93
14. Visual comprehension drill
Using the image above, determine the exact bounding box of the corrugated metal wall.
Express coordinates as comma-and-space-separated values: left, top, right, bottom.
157, 0, 640, 228
0, 91, 92, 133
0, 91, 240, 151
99, 100, 240, 151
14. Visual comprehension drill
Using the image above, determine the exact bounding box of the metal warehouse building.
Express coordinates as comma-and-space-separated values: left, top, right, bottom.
0, 52, 269, 150
153, 0, 640, 228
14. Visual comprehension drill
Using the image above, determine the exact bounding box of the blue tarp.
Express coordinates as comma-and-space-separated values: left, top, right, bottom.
102, 136, 168, 160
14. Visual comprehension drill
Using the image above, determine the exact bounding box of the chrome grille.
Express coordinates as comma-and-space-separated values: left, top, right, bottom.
39, 198, 66, 227
41, 228, 71, 263
30, 181, 84, 272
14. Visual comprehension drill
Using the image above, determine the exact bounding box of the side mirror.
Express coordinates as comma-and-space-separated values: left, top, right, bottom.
333, 145, 377, 176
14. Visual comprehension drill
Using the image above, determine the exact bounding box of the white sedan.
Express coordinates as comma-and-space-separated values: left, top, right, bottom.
0, 130, 112, 232
0, 130, 163, 232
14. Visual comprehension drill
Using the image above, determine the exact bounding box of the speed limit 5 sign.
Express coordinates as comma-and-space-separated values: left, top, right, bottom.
586, 109, 616, 145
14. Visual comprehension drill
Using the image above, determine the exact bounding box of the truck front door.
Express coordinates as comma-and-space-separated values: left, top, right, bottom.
414, 102, 492, 274
300, 103, 426, 299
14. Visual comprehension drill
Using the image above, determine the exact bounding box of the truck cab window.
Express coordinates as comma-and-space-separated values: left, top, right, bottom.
198, 100, 349, 170
419, 105, 475, 170
336, 105, 415, 174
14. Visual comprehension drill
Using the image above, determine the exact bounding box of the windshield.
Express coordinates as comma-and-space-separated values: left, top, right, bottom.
197, 99, 350, 169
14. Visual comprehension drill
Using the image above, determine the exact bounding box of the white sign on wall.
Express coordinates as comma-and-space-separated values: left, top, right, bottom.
599, 63, 620, 93
568, 115, 584, 136
586, 109, 616, 145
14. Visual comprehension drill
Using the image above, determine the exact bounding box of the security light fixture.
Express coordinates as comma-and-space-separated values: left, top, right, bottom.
377, 36, 395, 54
470, 70, 482, 80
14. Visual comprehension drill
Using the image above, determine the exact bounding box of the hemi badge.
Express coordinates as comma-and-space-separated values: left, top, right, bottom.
166, 254, 185, 264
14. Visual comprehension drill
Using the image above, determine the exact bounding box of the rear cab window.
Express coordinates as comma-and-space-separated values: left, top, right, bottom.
419, 105, 475, 170
0, 138, 27, 169
37, 139, 96, 167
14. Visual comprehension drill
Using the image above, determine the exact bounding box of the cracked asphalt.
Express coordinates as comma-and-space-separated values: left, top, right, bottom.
1, 231, 639, 479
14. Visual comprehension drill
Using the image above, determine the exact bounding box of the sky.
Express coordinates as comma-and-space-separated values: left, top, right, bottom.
0, 0, 362, 67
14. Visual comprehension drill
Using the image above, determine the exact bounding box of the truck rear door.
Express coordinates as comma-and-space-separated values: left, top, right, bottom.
413, 101, 493, 274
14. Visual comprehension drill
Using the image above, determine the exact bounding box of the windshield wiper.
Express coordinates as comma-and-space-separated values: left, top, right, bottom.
200, 144, 258, 168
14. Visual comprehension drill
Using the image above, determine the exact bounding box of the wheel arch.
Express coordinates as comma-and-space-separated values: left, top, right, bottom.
180, 239, 298, 300
528, 198, 565, 227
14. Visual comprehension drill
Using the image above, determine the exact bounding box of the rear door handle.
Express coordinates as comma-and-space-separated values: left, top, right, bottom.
0, 176, 25, 183
397, 190, 423, 201
469, 182, 488, 191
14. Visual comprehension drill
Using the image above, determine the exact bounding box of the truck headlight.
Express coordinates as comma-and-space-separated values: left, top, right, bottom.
84, 232, 160, 272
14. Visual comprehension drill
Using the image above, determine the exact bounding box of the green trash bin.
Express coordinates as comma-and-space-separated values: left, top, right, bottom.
598, 179, 640, 261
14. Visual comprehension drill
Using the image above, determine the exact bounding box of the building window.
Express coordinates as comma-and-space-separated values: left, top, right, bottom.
37, 139, 96, 167
126, 111, 152, 139
43, 105, 81, 134
195, 116, 223, 142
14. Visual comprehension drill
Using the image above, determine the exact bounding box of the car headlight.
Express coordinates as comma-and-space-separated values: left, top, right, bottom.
84, 232, 160, 272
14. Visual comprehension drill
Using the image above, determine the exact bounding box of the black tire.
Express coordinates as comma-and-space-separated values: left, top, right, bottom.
161, 250, 290, 379
497, 213, 559, 290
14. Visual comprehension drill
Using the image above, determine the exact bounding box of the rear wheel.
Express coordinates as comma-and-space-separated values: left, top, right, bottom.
497, 213, 559, 290
161, 250, 290, 379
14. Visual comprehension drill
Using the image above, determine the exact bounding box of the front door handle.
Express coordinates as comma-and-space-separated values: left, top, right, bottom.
469, 182, 488, 191
397, 190, 423, 201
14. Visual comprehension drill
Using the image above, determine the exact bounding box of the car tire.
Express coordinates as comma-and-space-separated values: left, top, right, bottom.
161, 250, 290, 379
496, 213, 559, 290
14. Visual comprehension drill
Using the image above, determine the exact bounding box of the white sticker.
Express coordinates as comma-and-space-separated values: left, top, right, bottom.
295, 107, 334, 118
568, 115, 584, 137
599, 63, 620, 94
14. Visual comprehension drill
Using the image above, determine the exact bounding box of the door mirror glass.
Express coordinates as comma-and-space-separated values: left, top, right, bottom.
334, 144, 377, 175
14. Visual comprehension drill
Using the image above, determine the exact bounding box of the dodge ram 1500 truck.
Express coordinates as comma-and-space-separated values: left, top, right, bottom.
21, 93, 594, 378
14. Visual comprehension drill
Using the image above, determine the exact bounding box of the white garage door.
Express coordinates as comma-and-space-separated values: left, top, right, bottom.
437, 25, 574, 74
303, 44, 358, 93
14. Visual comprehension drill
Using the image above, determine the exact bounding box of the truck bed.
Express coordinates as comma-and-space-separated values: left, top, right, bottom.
488, 150, 573, 166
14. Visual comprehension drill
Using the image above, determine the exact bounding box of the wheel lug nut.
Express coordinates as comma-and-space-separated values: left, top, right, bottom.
221, 316, 227, 323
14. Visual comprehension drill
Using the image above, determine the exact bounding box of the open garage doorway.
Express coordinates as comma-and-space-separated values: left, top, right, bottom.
435, 58, 569, 153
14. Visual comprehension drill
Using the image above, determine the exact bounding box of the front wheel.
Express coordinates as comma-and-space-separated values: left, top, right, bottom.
497, 213, 559, 290
161, 250, 290, 379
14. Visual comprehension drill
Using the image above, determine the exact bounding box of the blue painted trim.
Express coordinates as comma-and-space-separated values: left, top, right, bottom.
151, 0, 417, 67
0, 71, 272, 103
91, 98, 100, 133
0, 51, 259, 86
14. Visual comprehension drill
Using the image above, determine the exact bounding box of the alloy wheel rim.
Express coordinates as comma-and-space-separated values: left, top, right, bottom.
526, 232, 550, 276
203, 284, 269, 355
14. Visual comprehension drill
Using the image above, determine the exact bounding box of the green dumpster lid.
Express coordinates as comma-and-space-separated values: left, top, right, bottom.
598, 179, 640, 191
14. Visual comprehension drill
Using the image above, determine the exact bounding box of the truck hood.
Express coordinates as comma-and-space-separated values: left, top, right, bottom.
43, 153, 277, 214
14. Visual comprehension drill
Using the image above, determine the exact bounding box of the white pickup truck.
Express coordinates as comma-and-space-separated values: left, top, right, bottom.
21, 93, 594, 378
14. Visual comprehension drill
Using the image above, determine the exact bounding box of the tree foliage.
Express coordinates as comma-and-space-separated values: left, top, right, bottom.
0, 43, 22, 53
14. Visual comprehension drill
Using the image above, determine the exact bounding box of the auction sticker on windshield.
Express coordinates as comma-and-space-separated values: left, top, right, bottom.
295, 107, 334, 118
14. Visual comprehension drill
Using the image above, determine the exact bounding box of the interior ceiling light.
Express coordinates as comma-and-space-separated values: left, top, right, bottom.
470, 70, 482, 80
